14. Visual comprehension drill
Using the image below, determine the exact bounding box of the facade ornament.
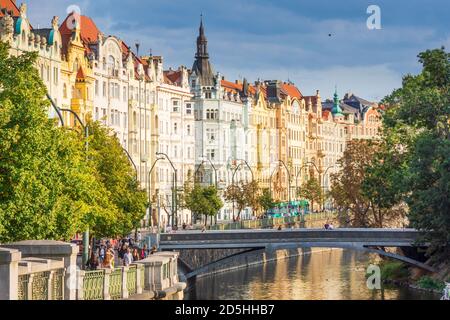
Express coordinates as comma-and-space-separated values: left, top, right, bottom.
51, 16, 59, 30
19, 3, 27, 18
0, 12, 14, 41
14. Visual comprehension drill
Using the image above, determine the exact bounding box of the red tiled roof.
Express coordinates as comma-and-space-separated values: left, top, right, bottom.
76, 67, 85, 79
59, 14, 100, 44
164, 70, 182, 85
0, 0, 20, 17
281, 83, 303, 99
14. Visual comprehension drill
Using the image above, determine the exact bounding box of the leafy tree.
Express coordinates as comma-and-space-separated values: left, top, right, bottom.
258, 188, 275, 215
379, 47, 450, 259
184, 184, 223, 226
330, 140, 406, 228
0, 41, 114, 242
87, 121, 147, 237
299, 177, 322, 213
224, 181, 260, 221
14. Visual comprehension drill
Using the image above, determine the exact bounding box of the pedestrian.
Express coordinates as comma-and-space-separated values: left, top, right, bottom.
150, 246, 157, 255
329, 224, 334, 230
137, 231, 142, 243
98, 243, 106, 265
140, 244, 149, 260
103, 246, 114, 269
123, 248, 133, 266
277, 225, 282, 231
324, 223, 330, 230
132, 247, 140, 262
87, 251, 99, 270
201, 226, 206, 233
182, 222, 187, 230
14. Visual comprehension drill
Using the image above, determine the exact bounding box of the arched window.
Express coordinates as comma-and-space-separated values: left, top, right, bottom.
73, 58, 79, 73
108, 55, 115, 76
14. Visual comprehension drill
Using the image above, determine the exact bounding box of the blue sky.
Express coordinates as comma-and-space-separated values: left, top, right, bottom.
26, 0, 450, 101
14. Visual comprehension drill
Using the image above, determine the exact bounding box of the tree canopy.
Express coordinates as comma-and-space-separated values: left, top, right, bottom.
378, 47, 450, 259
0, 41, 147, 242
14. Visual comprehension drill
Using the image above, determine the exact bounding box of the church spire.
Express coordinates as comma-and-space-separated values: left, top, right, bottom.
192, 14, 215, 86
332, 86, 344, 117
196, 14, 208, 59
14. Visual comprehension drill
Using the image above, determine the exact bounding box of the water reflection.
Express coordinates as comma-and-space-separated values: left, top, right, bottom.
185, 248, 440, 300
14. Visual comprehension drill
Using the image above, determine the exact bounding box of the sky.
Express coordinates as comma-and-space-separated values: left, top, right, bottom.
25, 0, 450, 101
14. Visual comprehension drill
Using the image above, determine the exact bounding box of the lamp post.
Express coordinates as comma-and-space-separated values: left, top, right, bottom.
58, 107, 90, 269
321, 165, 335, 211
231, 159, 254, 221
269, 160, 291, 215
156, 152, 178, 228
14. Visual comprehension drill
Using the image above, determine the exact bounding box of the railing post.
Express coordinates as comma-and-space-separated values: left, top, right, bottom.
0, 248, 21, 300
47, 270, 55, 300
76, 270, 85, 300
104, 269, 111, 300
27, 274, 34, 300
136, 265, 143, 295
122, 267, 129, 299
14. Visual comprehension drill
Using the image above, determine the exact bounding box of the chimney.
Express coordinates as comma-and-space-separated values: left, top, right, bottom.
267, 80, 281, 103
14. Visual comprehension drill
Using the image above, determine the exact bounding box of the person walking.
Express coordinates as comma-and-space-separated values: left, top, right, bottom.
132, 247, 140, 262
102, 246, 114, 269
123, 248, 133, 266
140, 244, 149, 260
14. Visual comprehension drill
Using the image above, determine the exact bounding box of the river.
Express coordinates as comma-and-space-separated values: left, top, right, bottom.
184, 248, 440, 300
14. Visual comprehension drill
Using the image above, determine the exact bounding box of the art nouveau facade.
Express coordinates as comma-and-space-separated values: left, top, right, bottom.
0, 2, 63, 114
1, 3, 384, 223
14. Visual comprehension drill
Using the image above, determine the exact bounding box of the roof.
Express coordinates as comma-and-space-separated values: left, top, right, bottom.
164, 70, 182, 86
281, 83, 303, 99
59, 14, 100, 44
0, 0, 20, 17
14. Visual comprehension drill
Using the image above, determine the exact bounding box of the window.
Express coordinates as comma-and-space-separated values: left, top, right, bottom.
123, 87, 127, 102
187, 125, 191, 136
186, 103, 192, 115
53, 67, 58, 85
95, 80, 99, 96
103, 82, 106, 97
207, 149, 216, 160
205, 92, 212, 99
63, 84, 67, 99
173, 123, 178, 135
206, 129, 216, 142
172, 100, 180, 112
191, 79, 196, 87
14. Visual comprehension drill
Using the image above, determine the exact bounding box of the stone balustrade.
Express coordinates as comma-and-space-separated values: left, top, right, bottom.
0, 240, 185, 300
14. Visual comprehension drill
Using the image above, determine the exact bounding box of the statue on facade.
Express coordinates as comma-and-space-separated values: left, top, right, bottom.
0, 12, 14, 42
19, 3, 27, 18
51, 16, 59, 30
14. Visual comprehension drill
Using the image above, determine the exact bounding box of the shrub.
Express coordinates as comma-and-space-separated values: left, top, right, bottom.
416, 276, 446, 291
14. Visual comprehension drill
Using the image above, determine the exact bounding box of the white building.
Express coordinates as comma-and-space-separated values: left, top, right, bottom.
189, 18, 251, 221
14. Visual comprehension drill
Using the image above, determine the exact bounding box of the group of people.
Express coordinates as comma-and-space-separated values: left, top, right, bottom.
86, 236, 157, 270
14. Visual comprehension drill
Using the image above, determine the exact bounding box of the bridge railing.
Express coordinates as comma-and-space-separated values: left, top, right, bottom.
208, 212, 336, 231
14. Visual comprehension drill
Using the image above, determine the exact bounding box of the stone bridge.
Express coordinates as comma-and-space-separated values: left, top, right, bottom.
159, 228, 435, 277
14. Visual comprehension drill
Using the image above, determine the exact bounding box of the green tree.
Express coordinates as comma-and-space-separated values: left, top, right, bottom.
88, 121, 148, 237
0, 41, 114, 242
330, 140, 406, 228
258, 188, 275, 215
379, 47, 450, 259
184, 184, 223, 226
224, 181, 260, 221
299, 177, 322, 213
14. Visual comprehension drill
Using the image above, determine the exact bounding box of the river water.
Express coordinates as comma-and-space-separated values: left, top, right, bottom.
185, 248, 440, 300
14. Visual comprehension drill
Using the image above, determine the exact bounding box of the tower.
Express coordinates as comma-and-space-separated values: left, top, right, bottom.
331, 87, 344, 118
191, 15, 215, 87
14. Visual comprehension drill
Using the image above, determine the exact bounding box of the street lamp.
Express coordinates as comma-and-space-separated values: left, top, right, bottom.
269, 160, 291, 215
58, 107, 90, 269
156, 152, 178, 228
230, 159, 254, 221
